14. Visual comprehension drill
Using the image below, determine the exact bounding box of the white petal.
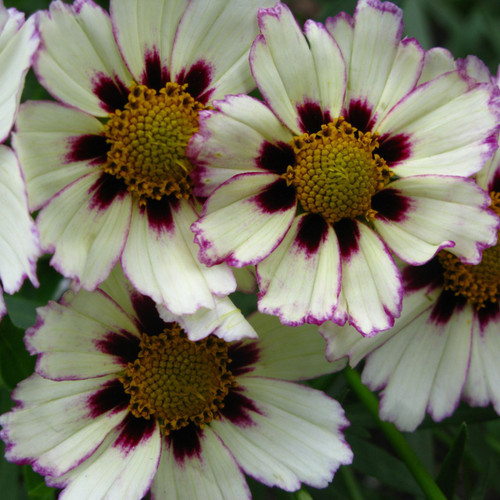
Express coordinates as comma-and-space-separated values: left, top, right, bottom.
37, 172, 132, 290
339, 221, 402, 336
324, 12, 354, 78
418, 47, 456, 85
0, 146, 39, 293
36, 1, 131, 116
212, 378, 352, 490
246, 312, 346, 380
363, 305, 473, 431
377, 72, 499, 177
257, 214, 342, 326
157, 295, 257, 342
0, 16, 38, 141
374, 176, 498, 265
193, 173, 296, 267
189, 95, 293, 197
122, 199, 236, 314
110, 0, 186, 82
13, 101, 104, 211
152, 427, 250, 500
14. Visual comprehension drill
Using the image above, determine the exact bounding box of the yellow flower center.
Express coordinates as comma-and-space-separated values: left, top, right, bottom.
103, 82, 204, 205
283, 118, 392, 224
438, 192, 500, 309
119, 324, 236, 433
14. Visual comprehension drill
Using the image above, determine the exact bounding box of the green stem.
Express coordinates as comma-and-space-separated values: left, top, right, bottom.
344, 366, 446, 500
341, 466, 364, 500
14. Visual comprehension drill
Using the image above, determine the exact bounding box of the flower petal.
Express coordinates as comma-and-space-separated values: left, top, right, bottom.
37, 172, 132, 290
14, 100, 105, 211
373, 176, 498, 265
36, 0, 131, 116
193, 173, 296, 267
257, 213, 342, 326
0, 146, 39, 294
122, 199, 236, 314
418, 47, 456, 85
152, 427, 250, 500
212, 378, 352, 490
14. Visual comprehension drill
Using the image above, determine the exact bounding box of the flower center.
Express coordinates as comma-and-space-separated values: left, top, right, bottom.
283, 118, 392, 224
103, 82, 204, 205
438, 192, 500, 309
119, 324, 236, 433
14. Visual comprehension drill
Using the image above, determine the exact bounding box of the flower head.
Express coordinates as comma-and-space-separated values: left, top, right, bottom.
190, 0, 500, 335
0, 268, 352, 498
0, 2, 40, 318
14, 0, 275, 315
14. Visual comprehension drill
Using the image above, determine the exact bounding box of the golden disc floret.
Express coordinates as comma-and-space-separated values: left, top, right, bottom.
119, 324, 236, 433
438, 192, 500, 309
103, 82, 204, 205
284, 118, 392, 224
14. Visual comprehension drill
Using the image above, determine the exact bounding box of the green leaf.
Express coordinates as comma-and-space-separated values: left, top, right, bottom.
23, 467, 56, 499
436, 422, 468, 499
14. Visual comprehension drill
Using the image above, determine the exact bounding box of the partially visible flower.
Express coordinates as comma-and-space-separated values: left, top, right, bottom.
14, 0, 275, 316
190, 0, 500, 336
0, 2, 39, 318
321, 66, 500, 430
0, 268, 352, 499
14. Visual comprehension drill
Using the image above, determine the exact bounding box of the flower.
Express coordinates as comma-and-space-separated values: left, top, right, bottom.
13, 0, 275, 315
0, 2, 39, 318
321, 64, 500, 431
0, 268, 352, 499
190, 0, 500, 335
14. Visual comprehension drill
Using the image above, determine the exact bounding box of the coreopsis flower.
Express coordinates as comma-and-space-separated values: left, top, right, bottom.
0, 269, 352, 499
190, 0, 500, 335
0, 3, 39, 318
321, 120, 500, 431
13, 0, 275, 315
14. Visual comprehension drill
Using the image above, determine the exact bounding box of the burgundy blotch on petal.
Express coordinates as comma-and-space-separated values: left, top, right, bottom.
377, 133, 412, 166
167, 424, 202, 464
88, 173, 129, 211
296, 213, 329, 254
429, 289, 467, 325
253, 178, 296, 213
228, 341, 260, 376
143, 197, 175, 234
176, 61, 213, 105
113, 413, 157, 454
491, 170, 500, 193
66, 134, 109, 166
477, 301, 500, 332
92, 73, 129, 113
334, 218, 360, 260
297, 102, 332, 134
402, 257, 444, 292
346, 99, 374, 132
256, 141, 295, 175
130, 292, 166, 337
371, 188, 412, 222
94, 330, 140, 366
142, 49, 169, 91
220, 388, 260, 427
87, 379, 129, 418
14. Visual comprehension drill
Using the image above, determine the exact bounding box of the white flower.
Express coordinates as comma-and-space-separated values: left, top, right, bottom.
13, 0, 275, 315
0, 268, 352, 499
0, 2, 39, 318
190, 0, 500, 336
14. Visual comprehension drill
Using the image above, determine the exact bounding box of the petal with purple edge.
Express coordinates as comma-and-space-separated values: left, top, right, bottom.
36, 1, 131, 116
324, 12, 353, 77
152, 426, 250, 500
110, 0, 186, 86
122, 199, 236, 315
36, 171, 131, 291
373, 176, 498, 265
418, 47, 456, 85
376, 72, 499, 177
257, 213, 341, 326
336, 220, 402, 336
212, 377, 352, 491
193, 173, 297, 267
363, 303, 472, 431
